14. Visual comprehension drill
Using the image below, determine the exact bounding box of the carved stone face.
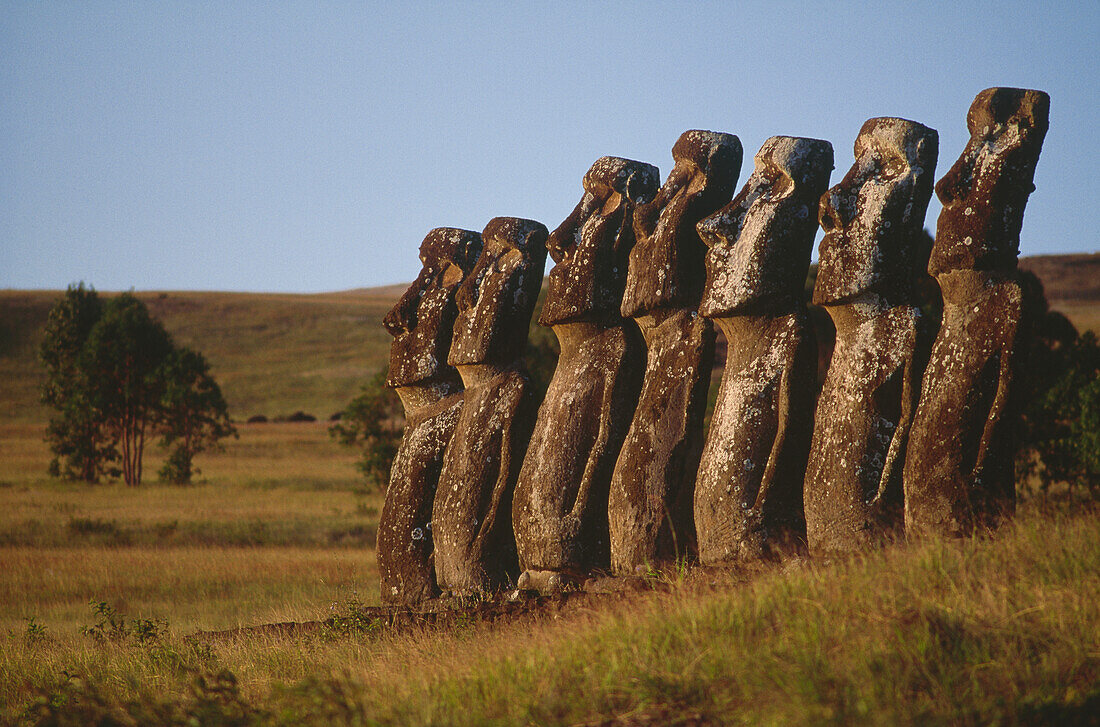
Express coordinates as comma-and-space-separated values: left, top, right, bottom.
448, 217, 548, 367
814, 117, 939, 305
541, 157, 660, 326
698, 136, 834, 318
621, 130, 742, 318
929, 87, 1049, 277
383, 228, 482, 388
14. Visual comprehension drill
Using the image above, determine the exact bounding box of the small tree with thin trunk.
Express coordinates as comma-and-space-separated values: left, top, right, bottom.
79, 293, 175, 486
330, 367, 403, 489
40, 287, 235, 486
157, 347, 236, 484
40, 283, 115, 482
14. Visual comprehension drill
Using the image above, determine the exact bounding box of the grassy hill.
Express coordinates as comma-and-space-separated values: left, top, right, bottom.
0, 287, 404, 424
1, 254, 1096, 426
1021, 252, 1100, 336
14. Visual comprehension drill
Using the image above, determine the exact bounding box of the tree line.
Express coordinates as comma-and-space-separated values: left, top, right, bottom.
41, 283, 235, 485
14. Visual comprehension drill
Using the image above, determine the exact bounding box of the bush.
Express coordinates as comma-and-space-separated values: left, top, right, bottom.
278, 411, 317, 423
330, 368, 402, 489
1019, 327, 1100, 497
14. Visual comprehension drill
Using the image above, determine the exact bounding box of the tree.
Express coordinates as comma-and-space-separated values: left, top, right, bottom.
40, 283, 114, 482
156, 347, 236, 484
329, 367, 403, 489
40, 287, 234, 486
525, 284, 560, 402
1018, 328, 1100, 496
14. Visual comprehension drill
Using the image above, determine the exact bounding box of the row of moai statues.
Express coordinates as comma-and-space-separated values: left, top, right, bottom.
378, 87, 1049, 604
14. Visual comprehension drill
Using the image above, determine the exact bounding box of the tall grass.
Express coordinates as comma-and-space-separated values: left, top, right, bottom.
3, 503, 1097, 725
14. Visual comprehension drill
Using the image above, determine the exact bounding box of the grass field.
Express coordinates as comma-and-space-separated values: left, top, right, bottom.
1, 257, 1098, 724
2, 500, 1096, 725
0, 420, 382, 634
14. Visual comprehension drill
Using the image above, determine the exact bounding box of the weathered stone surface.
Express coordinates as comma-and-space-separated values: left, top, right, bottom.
513, 157, 659, 577
905, 89, 1049, 537
693, 136, 833, 564
433, 217, 548, 594
609, 130, 741, 574
926, 88, 1051, 278
378, 396, 462, 604
378, 228, 482, 605
803, 118, 939, 553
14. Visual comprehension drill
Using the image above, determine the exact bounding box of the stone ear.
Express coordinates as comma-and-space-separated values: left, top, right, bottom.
623, 170, 655, 205
705, 138, 742, 186
913, 131, 939, 171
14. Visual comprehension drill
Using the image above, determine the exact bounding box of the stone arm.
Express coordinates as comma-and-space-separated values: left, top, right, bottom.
568, 372, 619, 522
754, 364, 794, 511
971, 341, 1017, 481
474, 382, 523, 546
874, 353, 917, 504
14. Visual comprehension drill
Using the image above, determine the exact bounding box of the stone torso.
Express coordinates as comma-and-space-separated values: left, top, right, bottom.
377, 389, 463, 604
608, 308, 716, 572
904, 270, 1028, 535
432, 367, 534, 594
695, 313, 814, 564
513, 323, 643, 573
805, 302, 921, 552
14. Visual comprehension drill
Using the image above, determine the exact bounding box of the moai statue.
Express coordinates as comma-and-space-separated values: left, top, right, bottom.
512, 157, 660, 588
904, 88, 1049, 536
433, 217, 548, 594
608, 130, 742, 574
803, 118, 939, 553
694, 136, 834, 564
378, 228, 482, 605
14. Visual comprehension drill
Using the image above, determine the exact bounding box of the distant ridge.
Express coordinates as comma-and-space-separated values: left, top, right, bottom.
1, 254, 1096, 425
1019, 253, 1100, 303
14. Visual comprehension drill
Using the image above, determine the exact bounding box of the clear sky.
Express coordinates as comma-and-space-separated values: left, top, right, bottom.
3, 1, 1097, 293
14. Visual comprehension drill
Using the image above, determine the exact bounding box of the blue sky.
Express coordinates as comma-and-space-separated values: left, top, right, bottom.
3, 1, 1097, 292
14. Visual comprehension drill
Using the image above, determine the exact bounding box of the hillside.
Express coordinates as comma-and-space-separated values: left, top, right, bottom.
3, 500, 1096, 724
0, 288, 399, 424
1, 253, 1096, 425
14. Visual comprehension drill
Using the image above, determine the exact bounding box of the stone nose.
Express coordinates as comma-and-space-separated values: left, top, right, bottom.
935, 153, 973, 207
383, 266, 438, 334
383, 283, 421, 335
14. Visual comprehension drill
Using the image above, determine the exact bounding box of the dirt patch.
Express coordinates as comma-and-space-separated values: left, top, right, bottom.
189, 576, 677, 643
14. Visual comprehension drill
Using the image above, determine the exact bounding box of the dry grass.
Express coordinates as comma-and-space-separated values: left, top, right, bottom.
0, 547, 375, 633
2, 502, 1096, 725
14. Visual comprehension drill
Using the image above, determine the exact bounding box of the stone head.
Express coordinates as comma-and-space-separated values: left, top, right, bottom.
383, 227, 482, 388
929, 87, 1049, 277
814, 117, 939, 305
448, 217, 549, 367
621, 130, 742, 318
541, 156, 660, 326
698, 136, 834, 318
